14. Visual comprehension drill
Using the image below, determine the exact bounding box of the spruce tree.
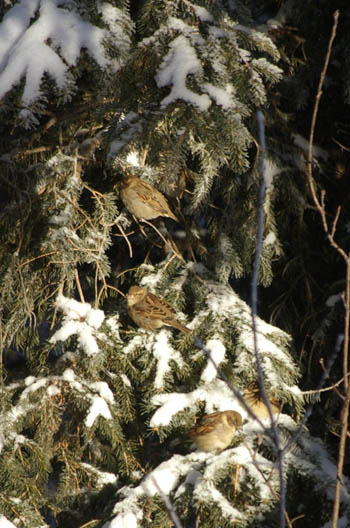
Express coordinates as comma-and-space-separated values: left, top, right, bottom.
0, 1, 349, 527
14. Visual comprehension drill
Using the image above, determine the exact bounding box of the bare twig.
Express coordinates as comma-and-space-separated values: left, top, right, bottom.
151, 476, 184, 528
342, 260, 350, 393
242, 439, 294, 528
115, 266, 140, 280
96, 279, 125, 308
283, 334, 344, 454
141, 218, 169, 247
304, 10, 350, 527
18, 251, 58, 269
116, 222, 133, 258
252, 110, 285, 528
333, 262, 350, 527
298, 369, 349, 397
74, 269, 85, 303
306, 11, 344, 261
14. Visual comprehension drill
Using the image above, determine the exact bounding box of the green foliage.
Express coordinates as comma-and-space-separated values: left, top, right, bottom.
1, 1, 350, 527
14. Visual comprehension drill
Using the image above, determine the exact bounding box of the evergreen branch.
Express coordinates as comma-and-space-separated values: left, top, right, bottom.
194, 336, 267, 429
242, 441, 295, 528
252, 110, 286, 528
96, 277, 125, 308
194, 336, 293, 527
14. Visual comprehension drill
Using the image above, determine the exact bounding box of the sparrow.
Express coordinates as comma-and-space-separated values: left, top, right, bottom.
126, 286, 190, 334
160, 168, 187, 199
78, 137, 101, 158
188, 410, 243, 452
243, 385, 281, 419
119, 175, 179, 222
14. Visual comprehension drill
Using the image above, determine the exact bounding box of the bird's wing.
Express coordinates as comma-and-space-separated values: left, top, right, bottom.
190, 412, 222, 435
138, 181, 174, 214
143, 292, 176, 319
135, 180, 154, 201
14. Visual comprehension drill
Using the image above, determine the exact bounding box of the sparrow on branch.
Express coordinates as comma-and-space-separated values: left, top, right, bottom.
127, 286, 190, 334
243, 385, 281, 419
188, 410, 243, 452
120, 176, 179, 222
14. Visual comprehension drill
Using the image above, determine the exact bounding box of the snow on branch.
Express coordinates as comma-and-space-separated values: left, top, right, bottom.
0, 0, 131, 125
0, 516, 17, 528
0, 368, 116, 457
155, 35, 211, 111
106, 454, 204, 528
150, 379, 242, 428
50, 294, 105, 356
120, 326, 185, 390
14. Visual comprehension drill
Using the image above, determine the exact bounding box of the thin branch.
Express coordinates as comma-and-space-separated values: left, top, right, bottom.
306, 11, 346, 260
303, 10, 350, 527
252, 110, 285, 528
106, 284, 125, 297
330, 205, 342, 239
141, 218, 169, 247
332, 258, 350, 527
96, 278, 125, 308
331, 137, 350, 151
298, 369, 350, 397
333, 380, 350, 527
0, 318, 3, 395
15, 146, 53, 158
342, 262, 350, 393
74, 269, 85, 303
18, 251, 58, 269
115, 266, 140, 280
283, 334, 344, 454
151, 477, 184, 528
242, 440, 294, 528
116, 222, 133, 258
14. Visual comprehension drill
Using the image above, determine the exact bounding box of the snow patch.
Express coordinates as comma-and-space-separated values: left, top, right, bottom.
50, 295, 105, 356
155, 35, 211, 111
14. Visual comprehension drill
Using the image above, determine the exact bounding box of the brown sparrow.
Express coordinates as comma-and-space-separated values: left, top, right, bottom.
119, 175, 179, 222
78, 137, 101, 158
127, 286, 190, 334
243, 385, 281, 419
188, 410, 243, 452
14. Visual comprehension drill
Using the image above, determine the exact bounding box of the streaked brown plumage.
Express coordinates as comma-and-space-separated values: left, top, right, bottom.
127, 286, 190, 334
120, 175, 179, 222
243, 386, 281, 419
189, 410, 243, 452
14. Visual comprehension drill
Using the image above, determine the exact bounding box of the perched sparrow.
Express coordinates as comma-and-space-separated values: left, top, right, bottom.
78, 137, 101, 158
119, 175, 179, 222
188, 410, 243, 452
127, 286, 190, 334
160, 168, 187, 199
243, 386, 281, 419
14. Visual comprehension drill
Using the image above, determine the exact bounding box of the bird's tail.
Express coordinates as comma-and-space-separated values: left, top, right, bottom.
172, 320, 191, 334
